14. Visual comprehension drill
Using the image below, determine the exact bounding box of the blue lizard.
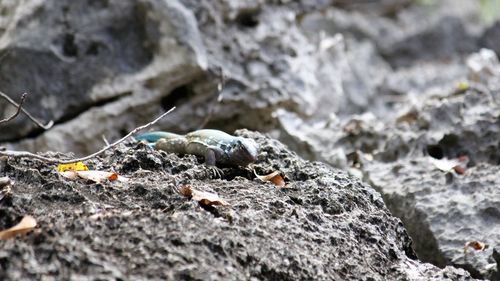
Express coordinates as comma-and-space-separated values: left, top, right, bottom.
135, 129, 260, 167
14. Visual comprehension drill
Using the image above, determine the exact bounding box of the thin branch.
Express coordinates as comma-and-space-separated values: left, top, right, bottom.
0, 107, 176, 164
0, 93, 26, 125
101, 134, 110, 146
0, 91, 54, 129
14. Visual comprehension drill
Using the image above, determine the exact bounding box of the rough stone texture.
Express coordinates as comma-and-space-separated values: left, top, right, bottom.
0, 131, 475, 280
367, 160, 500, 280
0, 0, 206, 143
276, 48, 500, 279
1, 0, 499, 279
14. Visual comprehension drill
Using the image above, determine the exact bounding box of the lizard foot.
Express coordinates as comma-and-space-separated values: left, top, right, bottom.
208, 166, 224, 179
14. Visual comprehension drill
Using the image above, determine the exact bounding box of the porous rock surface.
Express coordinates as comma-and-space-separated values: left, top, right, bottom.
0, 131, 474, 280
1, 0, 499, 279
0, 0, 207, 144
278, 49, 500, 280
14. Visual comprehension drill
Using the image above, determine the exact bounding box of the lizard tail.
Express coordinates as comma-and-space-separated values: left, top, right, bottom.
135, 131, 182, 143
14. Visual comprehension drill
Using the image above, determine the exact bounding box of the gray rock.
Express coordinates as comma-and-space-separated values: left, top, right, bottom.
0, 0, 206, 144
0, 130, 476, 280
380, 16, 478, 68
481, 21, 500, 56
0, 0, 496, 279
366, 160, 500, 279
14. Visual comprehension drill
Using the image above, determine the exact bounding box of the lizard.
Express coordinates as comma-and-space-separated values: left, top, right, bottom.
135, 129, 260, 167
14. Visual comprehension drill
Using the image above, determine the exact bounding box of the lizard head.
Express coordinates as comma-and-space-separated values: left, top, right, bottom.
229, 137, 260, 166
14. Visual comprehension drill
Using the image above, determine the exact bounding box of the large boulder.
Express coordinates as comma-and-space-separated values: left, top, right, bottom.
0, 131, 475, 280
0, 0, 206, 145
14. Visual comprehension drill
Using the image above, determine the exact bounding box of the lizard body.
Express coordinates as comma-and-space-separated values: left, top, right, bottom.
135, 129, 259, 167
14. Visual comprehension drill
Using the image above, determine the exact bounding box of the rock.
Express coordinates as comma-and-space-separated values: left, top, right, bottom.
366, 160, 500, 280
380, 16, 478, 68
274, 45, 500, 279
0, 0, 496, 279
466, 48, 500, 83
0, 131, 476, 280
364, 52, 500, 280
0, 0, 206, 143
481, 21, 500, 56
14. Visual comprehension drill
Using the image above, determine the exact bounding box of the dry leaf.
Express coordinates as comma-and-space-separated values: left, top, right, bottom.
59, 171, 79, 180
255, 171, 286, 187
108, 172, 118, 182
178, 185, 193, 197
0, 216, 37, 240
60, 170, 128, 183
178, 185, 228, 206
429, 156, 468, 174
464, 240, 488, 254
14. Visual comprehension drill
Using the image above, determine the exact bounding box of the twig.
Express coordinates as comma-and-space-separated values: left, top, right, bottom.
0, 107, 176, 164
198, 67, 226, 129
0, 91, 54, 129
101, 135, 110, 146
0, 93, 26, 125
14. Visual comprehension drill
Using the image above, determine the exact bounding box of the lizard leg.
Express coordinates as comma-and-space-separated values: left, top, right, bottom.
204, 146, 226, 166
204, 147, 225, 178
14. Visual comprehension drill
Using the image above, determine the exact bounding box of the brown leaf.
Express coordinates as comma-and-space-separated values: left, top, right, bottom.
255, 171, 286, 187
178, 185, 228, 206
464, 240, 488, 254
0, 216, 37, 240
108, 172, 118, 182
453, 166, 466, 175
178, 185, 193, 197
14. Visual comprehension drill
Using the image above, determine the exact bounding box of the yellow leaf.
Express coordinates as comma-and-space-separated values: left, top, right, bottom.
456, 81, 470, 91
56, 162, 89, 172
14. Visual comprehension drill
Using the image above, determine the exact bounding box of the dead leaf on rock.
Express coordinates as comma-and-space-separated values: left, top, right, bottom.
178, 185, 228, 206
255, 171, 286, 187
464, 240, 488, 254
60, 170, 128, 183
178, 185, 193, 197
0, 215, 37, 240
429, 156, 468, 174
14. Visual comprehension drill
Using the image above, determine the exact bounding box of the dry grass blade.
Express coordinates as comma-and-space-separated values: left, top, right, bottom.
0, 216, 37, 240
